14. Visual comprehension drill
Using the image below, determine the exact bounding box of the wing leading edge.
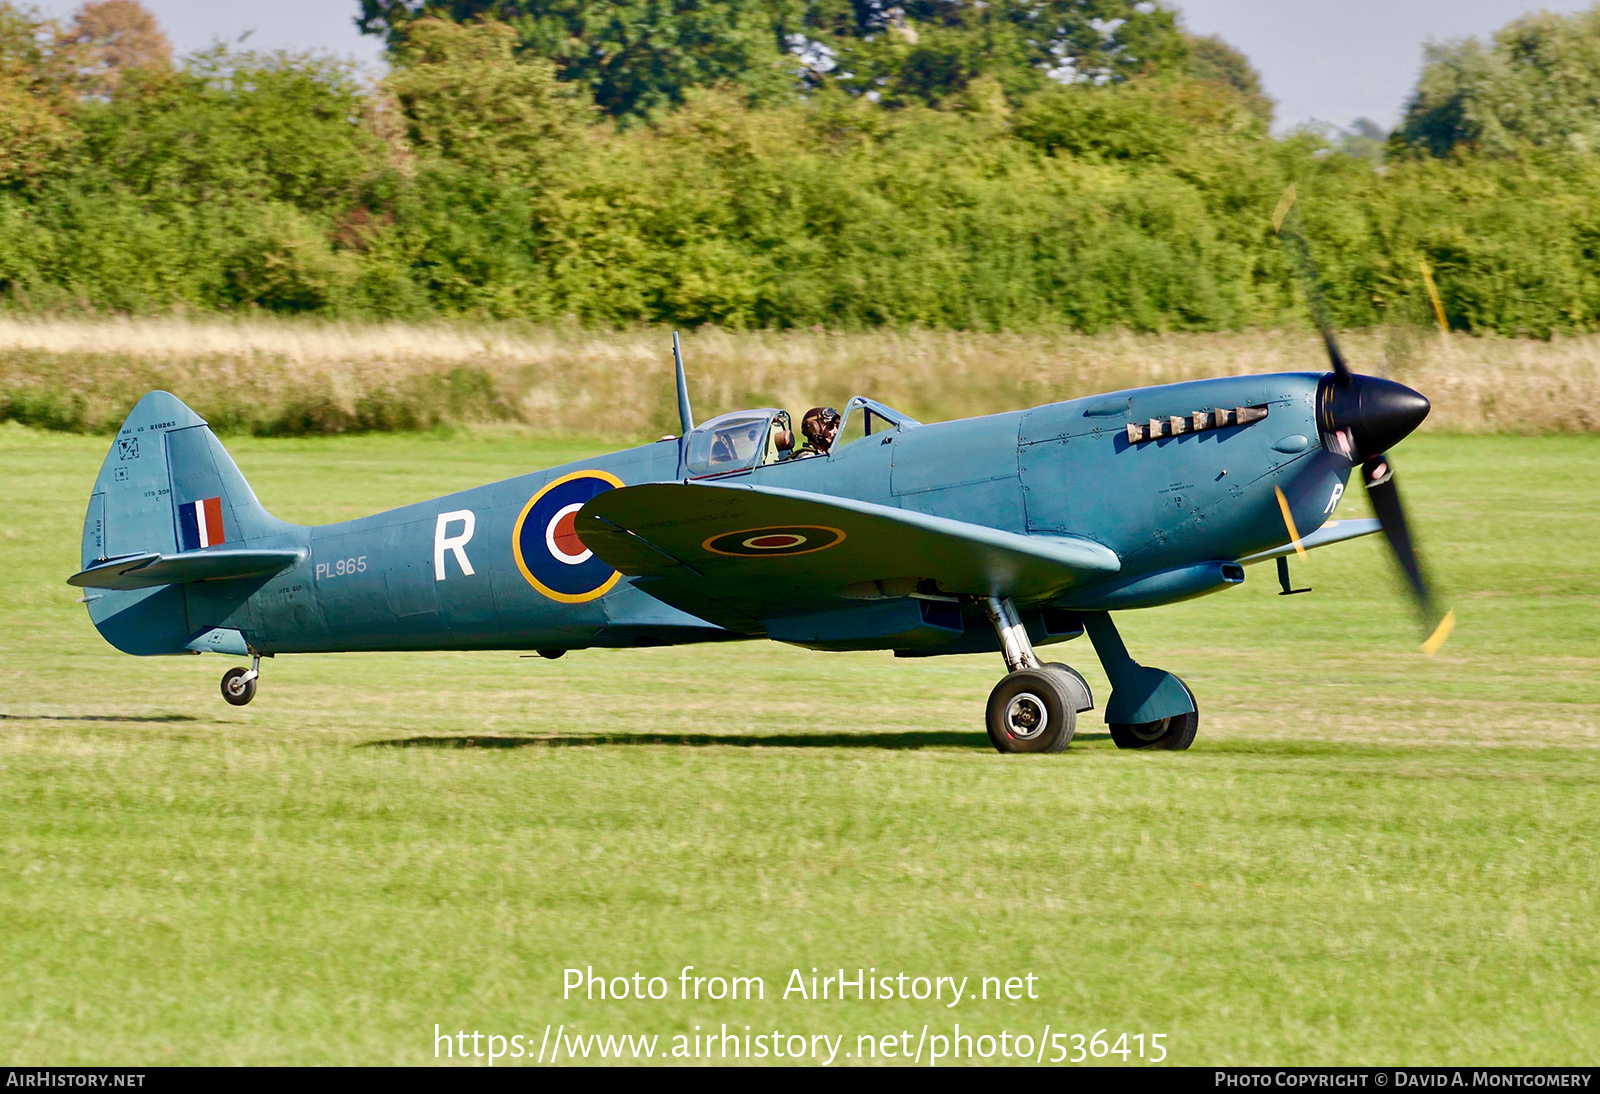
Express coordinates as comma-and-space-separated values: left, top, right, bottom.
1236, 518, 1382, 565
576, 481, 1120, 631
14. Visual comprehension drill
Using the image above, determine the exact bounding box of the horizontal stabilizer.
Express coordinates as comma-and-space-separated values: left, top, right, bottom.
69, 548, 305, 591
1236, 518, 1382, 565
577, 481, 1120, 630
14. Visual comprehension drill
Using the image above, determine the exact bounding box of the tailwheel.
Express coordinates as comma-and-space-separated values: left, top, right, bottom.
1109, 679, 1197, 750
221, 656, 260, 707
986, 669, 1075, 754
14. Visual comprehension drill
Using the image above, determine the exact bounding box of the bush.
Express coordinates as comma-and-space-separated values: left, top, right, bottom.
0, 13, 1597, 336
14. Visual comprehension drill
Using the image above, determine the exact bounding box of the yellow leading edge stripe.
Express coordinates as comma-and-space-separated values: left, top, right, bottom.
1423, 609, 1456, 657
1273, 486, 1308, 559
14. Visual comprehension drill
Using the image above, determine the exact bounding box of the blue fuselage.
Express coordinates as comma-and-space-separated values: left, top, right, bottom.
107, 372, 1348, 658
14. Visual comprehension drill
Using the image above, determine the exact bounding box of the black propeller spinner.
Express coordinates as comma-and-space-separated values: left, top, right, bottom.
1272, 184, 1454, 655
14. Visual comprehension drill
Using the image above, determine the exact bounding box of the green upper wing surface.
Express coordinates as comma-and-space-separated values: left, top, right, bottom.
577, 481, 1120, 631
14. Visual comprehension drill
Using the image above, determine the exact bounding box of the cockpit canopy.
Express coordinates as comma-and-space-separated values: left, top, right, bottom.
682, 398, 920, 478
684, 409, 790, 477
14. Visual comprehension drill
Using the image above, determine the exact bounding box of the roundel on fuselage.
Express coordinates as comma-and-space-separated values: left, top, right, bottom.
513, 470, 625, 603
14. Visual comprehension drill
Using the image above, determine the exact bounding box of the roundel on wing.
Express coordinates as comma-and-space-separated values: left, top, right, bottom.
702, 525, 847, 557
513, 470, 624, 603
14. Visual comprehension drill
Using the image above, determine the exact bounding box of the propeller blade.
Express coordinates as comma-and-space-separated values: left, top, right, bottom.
1423, 610, 1456, 657
1272, 187, 1446, 653
1271, 181, 1296, 234
1273, 485, 1308, 559
1361, 456, 1424, 602
1360, 454, 1454, 655
1272, 184, 1352, 387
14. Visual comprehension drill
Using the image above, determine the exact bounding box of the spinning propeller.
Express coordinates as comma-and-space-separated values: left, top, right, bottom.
1271, 184, 1455, 655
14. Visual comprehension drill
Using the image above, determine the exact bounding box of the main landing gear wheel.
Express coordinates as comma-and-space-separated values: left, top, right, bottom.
986, 668, 1076, 753
1109, 678, 1198, 751
220, 667, 257, 706
980, 596, 1082, 754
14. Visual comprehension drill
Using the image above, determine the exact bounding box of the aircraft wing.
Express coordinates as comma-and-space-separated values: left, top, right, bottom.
577, 481, 1120, 630
69, 548, 306, 590
1236, 518, 1382, 565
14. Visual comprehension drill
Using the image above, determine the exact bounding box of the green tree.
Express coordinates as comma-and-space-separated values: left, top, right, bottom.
78, 47, 380, 211
765, 0, 1192, 105
0, 46, 391, 313
383, 18, 590, 175
1011, 68, 1269, 165
355, 0, 1190, 115
357, 1, 796, 120
1394, 3, 1600, 156
1183, 32, 1270, 124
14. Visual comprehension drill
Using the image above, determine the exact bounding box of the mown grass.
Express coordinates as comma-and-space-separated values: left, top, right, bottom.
2, 317, 1598, 438
1, 424, 1597, 1066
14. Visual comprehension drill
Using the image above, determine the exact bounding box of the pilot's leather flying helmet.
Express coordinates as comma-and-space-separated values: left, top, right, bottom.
802, 406, 841, 443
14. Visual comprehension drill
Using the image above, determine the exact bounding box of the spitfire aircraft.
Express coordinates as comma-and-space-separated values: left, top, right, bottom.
69, 203, 1451, 753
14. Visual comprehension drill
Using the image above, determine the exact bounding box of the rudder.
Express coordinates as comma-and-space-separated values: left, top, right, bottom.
80, 391, 292, 655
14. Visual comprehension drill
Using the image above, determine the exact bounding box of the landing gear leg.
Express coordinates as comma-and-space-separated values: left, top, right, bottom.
221, 654, 260, 707
1079, 612, 1197, 750
981, 597, 1076, 753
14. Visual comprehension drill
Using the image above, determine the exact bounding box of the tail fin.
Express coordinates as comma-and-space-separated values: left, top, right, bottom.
82, 391, 287, 567
79, 391, 292, 654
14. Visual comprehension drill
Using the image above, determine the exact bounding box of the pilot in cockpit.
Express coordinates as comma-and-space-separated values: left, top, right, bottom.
792, 406, 841, 459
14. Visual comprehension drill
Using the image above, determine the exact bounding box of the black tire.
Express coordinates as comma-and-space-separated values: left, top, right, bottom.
986, 669, 1075, 754
220, 667, 257, 706
1108, 679, 1197, 750
1040, 662, 1094, 713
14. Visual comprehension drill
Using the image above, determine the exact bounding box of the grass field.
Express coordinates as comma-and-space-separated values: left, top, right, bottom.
2, 424, 1598, 1066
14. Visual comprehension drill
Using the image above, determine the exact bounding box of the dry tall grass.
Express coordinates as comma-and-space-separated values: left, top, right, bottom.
1, 316, 1595, 436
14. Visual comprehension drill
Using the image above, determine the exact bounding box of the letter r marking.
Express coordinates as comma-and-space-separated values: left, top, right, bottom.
435, 510, 476, 580
1324, 482, 1346, 514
